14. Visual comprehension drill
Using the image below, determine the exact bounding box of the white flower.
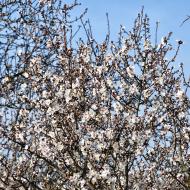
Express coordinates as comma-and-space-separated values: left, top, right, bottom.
19, 108, 29, 116
163, 124, 170, 131
106, 129, 113, 139
65, 158, 73, 165
107, 78, 113, 88
19, 123, 25, 128
176, 90, 184, 100
18, 155, 25, 163
22, 72, 29, 78
144, 40, 151, 49
100, 168, 110, 178
112, 142, 119, 152
47, 107, 52, 115
57, 143, 64, 151
136, 148, 142, 156
81, 111, 90, 123
92, 88, 96, 96
72, 78, 80, 89
119, 162, 125, 171
58, 56, 68, 64
39, 0, 47, 3
100, 107, 109, 115
161, 91, 166, 97
131, 132, 137, 141
84, 55, 90, 62
158, 77, 164, 85
89, 109, 96, 117
41, 146, 51, 157
143, 89, 150, 98
48, 131, 55, 138
94, 153, 100, 161
129, 84, 138, 94
97, 143, 104, 150
177, 173, 182, 179
19, 134, 24, 142
145, 129, 151, 136
91, 177, 97, 184
65, 89, 72, 103
80, 179, 86, 187
42, 90, 48, 98
148, 148, 155, 155
44, 99, 51, 106
79, 139, 85, 146
97, 66, 103, 74
46, 39, 52, 48
184, 133, 189, 141
178, 112, 185, 119
2, 76, 9, 83
113, 102, 123, 113
91, 104, 98, 110
120, 176, 125, 185
20, 83, 27, 90
99, 86, 107, 98
81, 146, 87, 156
131, 115, 138, 124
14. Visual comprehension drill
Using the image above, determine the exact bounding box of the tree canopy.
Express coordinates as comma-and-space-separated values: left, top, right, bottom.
0, 0, 190, 189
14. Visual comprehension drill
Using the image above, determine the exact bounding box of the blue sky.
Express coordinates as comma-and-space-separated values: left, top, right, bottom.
66, 0, 190, 75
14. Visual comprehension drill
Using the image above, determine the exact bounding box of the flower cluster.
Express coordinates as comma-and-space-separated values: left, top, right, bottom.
0, 1, 190, 190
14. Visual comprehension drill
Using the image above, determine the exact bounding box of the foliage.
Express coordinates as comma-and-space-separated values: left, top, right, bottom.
0, 0, 190, 189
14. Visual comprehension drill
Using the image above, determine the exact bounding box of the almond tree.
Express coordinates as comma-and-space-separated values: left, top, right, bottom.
0, 0, 190, 189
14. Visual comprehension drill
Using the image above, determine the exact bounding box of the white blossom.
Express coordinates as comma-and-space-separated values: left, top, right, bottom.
65, 89, 72, 103
22, 72, 29, 78
2, 76, 9, 83
176, 89, 184, 100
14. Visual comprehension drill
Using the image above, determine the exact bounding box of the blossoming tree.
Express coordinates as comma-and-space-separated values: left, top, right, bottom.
0, 0, 190, 189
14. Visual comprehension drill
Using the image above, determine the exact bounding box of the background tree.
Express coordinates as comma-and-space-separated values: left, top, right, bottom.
0, 0, 190, 189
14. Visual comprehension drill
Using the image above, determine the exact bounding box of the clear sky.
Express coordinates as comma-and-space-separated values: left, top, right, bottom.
66, 0, 190, 75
